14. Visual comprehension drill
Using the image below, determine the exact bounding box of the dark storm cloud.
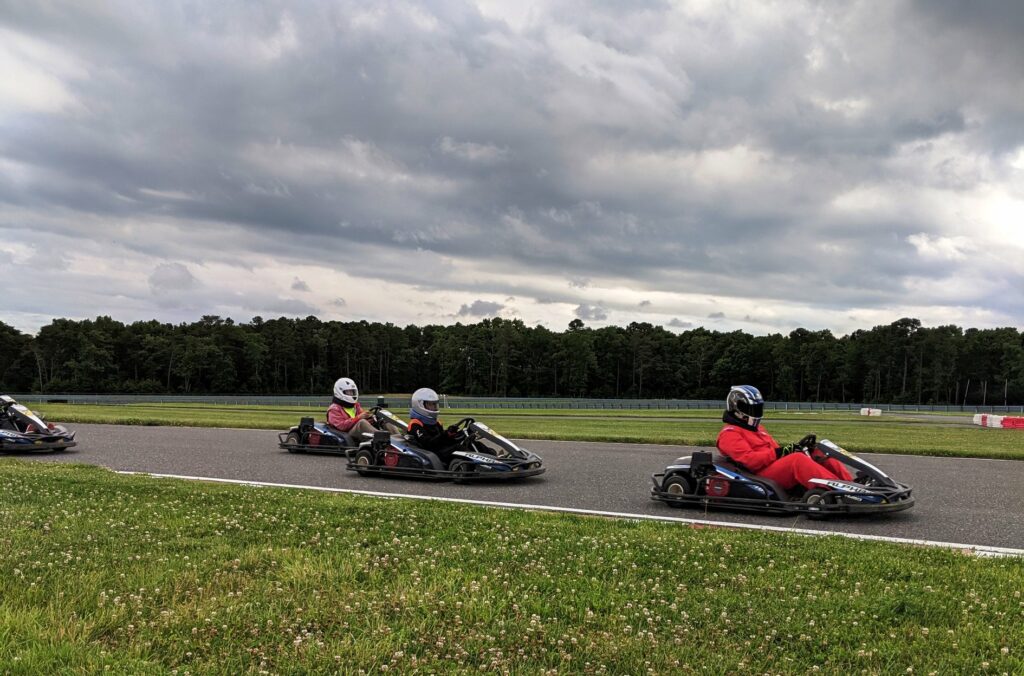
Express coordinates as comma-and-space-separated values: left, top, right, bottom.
149, 263, 198, 295
574, 304, 608, 321
1, 0, 1023, 332
457, 300, 504, 317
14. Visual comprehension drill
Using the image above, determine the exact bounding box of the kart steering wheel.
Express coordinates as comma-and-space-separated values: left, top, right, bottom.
445, 418, 476, 440
797, 434, 817, 453
450, 417, 475, 430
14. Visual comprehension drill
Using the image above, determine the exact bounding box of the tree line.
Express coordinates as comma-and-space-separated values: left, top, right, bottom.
1, 315, 1022, 405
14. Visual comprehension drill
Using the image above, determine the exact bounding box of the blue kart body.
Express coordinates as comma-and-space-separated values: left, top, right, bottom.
279, 417, 356, 455
347, 414, 545, 482
652, 439, 913, 517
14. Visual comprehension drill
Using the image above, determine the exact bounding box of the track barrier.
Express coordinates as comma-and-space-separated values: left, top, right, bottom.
973, 414, 1024, 429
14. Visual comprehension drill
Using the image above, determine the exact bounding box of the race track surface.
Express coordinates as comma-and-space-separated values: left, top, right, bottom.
10, 423, 1024, 550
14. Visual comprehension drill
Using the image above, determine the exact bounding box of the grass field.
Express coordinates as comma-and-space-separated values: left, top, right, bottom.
1, 461, 1021, 674
29, 402, 1024, 460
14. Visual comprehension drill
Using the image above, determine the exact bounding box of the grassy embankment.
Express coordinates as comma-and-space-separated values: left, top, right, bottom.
1, 461, 1022, 673
30, 403, 1024, 460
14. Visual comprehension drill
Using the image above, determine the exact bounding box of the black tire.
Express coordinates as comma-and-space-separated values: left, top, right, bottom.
803, 489, 834, 520
449, 459, 475, 483
285, 432, 304, 453
661, 474, 693, 507
354, 449, 375, 477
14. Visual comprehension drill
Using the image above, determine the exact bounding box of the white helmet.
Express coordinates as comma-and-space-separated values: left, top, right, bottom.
410, 387, 440, 421
333, 377, 359, 404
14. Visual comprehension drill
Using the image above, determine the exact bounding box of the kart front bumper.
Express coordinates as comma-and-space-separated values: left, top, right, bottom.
346, 463, 546, 482
0, 437, 77, 453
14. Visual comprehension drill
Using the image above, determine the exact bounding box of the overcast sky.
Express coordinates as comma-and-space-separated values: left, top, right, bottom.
2, 0, 1022, 335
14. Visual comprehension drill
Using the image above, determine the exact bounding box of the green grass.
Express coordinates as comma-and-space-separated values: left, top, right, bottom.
30, 403, 1024, 460
1, 460, 1021, 674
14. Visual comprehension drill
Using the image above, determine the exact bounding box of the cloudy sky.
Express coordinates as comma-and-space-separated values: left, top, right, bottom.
2, 0, 1023, 335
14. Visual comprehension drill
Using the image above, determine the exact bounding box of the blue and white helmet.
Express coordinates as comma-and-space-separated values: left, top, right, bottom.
410, 387, 440, 423
726, 385, 764, 428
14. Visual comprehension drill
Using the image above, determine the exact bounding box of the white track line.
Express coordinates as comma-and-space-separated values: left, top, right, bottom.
116, 471, 1023, 558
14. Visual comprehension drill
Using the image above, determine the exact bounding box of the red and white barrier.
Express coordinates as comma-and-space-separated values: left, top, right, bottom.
973, 414, 1024, 429
860, 408, 882, 417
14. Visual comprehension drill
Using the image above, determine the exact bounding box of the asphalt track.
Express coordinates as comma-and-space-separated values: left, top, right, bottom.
10, 423, 1024, 551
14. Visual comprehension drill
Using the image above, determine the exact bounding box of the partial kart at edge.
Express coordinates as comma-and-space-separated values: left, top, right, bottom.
651, 439, 913, 518
0, 395, 77, 453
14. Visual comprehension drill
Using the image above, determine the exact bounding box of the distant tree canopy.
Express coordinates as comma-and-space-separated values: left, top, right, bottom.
1, 315, 1022, 405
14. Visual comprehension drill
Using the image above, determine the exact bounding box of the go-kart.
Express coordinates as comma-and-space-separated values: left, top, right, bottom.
346, 416, 545, 482
651, 438, 913, 517
278, 407, 406, 456
0, 395, 77, 452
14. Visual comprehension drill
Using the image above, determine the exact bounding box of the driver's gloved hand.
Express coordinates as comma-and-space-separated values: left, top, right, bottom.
795, 434, 817, 451
446, 425, 459, 435
775, 445, 794, 459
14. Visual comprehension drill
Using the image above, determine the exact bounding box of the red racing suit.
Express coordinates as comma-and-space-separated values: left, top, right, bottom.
716, 423, 852, 491
327, 401, 364, 432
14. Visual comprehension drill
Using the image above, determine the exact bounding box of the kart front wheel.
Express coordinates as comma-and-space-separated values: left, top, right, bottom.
803, 489, 834, 505
354, 450, 375, 477
285, 432, 303, 453
662, 474, 693, 507
449, 459, 475, 483
803, 489, 834, 520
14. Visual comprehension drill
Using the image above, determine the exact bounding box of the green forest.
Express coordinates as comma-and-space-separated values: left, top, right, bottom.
1, 316, 1022, 405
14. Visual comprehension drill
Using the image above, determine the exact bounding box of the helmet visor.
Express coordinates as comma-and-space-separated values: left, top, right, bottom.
423, 400, 439, 412
737, 401, 763, 420
342, 389, 357, 397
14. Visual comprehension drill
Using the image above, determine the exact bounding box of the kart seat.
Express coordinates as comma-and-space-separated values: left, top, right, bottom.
711, 451, 791, 501
417, 449, 446, 471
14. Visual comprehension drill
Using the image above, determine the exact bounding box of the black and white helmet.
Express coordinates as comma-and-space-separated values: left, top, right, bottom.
726, 385, 764, 428
410, 387, 440, 422
333, 377, 359, 405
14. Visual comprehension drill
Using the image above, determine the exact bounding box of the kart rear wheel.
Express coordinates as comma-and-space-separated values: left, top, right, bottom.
285, 432, 304, 453
354, 450, 375, 477
662, 474, 693, 507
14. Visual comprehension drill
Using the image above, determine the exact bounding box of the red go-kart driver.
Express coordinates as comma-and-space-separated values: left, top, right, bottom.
327, 377, 384, 441
717, 385, 852, 491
